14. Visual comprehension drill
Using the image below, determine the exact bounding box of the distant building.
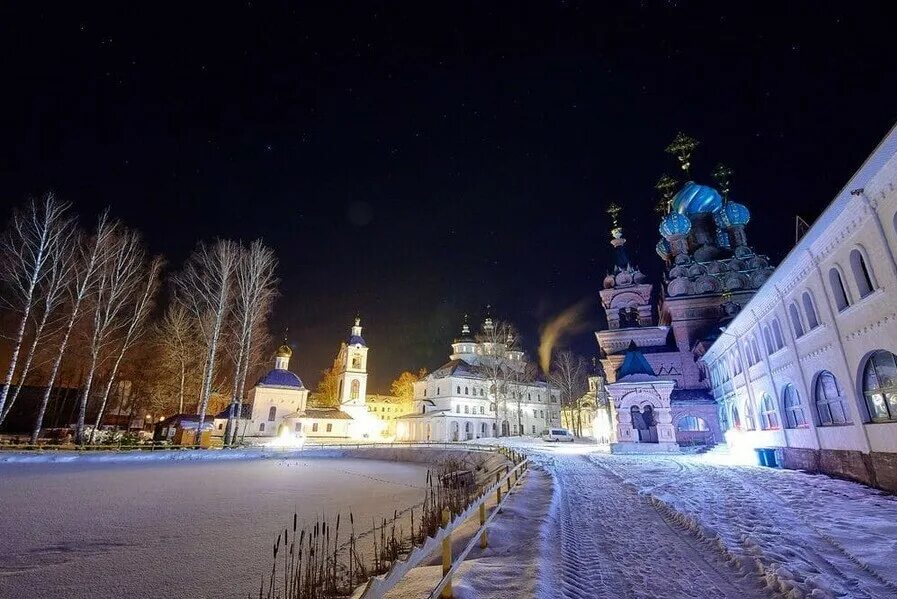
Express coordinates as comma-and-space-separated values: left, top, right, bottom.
366, 394, 411, 437
395, 317, 561, 442
701, 123, 897, 491
213, 319, 376, 441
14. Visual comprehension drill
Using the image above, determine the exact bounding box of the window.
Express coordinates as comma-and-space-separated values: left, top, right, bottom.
789, 303, 805, 337
759, 394, 779, 430
829, 267, 850, 311
730, 404, 742, 430
752, 336, 762, 362
295, 422, 303, 432
540, 410, 544, 418
480, 389, 485, 397
533, 409, 538, 418
814, 371, 850, 426
464, 405, 469, 414
676, 416, 709, 431
743, 400, 757, 431
743, 341, 754, 366
772, 318, 785, 349
479, 406, 484, 414
862, 350, 897, 422
763, 326, 774, 354
259, 422, 265, 431
218, 423, 223, 430
312, 422, 319, 432
850, 248, 874, 298
464, 386, 468, 395
326, 423, 332, 432
437, 387, 440, 395
457, 386, 461, 394
268, 406, 277, 422
802, 291, 819, 330
350, 379, 360, 400
532, 425, 536, 434
424, 389, 427, 398
455, 405, 460, 413
782, 384, 807, 428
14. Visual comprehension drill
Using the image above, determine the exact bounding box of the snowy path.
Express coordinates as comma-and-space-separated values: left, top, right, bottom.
598, 453, 897, 598
537, 451, 766, 599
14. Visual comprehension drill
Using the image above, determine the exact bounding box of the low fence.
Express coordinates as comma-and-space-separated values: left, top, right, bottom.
358, 447, 529, 599
0, 439, 504, 453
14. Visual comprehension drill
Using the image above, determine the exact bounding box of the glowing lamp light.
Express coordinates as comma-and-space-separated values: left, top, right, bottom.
265, 427, 307, 449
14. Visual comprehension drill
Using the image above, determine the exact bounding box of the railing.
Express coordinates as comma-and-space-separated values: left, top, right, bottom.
0, 439, 506, 453
359, 447, 529, 599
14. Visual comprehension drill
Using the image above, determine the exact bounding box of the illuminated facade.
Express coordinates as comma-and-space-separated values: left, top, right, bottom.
702, 123, 897, 491
395, 318, 561, 442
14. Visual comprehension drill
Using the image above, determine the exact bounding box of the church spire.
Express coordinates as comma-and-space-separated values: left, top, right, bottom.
606, 202, 630, 270
348, 316, 366, 347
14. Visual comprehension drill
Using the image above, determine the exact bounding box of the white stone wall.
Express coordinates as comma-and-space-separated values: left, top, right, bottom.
703, 123, 897, 456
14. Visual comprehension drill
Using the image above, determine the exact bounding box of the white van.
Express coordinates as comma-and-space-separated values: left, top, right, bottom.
541, 428, 575, 442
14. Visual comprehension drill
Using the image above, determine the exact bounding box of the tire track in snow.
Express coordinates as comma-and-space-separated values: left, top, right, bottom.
545, 453, 766, 599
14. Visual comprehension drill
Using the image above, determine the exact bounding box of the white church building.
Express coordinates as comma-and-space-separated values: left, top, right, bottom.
702, 122, 897, 492
395, 318, 561, 442
213, 318, 379, 441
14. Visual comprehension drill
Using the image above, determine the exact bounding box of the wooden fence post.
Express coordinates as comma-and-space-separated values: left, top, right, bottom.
496, 472, 502, 507
441, 508, 453, 598
506, 465, 511, 492
479, 502, 488, 549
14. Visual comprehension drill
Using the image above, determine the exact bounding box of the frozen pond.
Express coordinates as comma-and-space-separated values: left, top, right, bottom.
0, 456, 429, 599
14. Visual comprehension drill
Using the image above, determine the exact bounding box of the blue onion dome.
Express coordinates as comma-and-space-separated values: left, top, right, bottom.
655, 238, 671, 259
659, 212, 692, 239
722, 200, 750, 227
672, 181, 723, 215
257, 368, 303, 389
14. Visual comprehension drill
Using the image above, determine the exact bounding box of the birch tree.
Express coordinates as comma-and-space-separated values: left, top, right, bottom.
0, 194, 73, 420
88, 254, 164, 443
224, 240, 278, 446
476, 318, 521, 436
547, 351, 589, 437
0, 217, 78, 425
74, 229, 147, 444
173, 239, 239, 443
31, 213, 117, 443
154, 303, 199, 414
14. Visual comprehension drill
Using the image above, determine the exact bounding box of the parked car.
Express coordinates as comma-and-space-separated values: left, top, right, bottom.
541, 428, 575, 442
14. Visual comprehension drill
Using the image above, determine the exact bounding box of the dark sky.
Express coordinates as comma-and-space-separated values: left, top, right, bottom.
1, 2, 895, 392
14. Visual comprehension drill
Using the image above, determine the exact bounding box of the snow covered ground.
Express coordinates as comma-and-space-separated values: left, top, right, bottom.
0, 455, 428, 599
462, 438, 897, 599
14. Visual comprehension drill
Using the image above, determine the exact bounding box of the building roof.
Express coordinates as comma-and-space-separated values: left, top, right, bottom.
155, 413, 215, 428
616, 341, 657, 380
429, 359, 482, 379
286, 408, 353, 420
670, 388, 716, 404
214, 404, 252, 419
256, 368, 304, 389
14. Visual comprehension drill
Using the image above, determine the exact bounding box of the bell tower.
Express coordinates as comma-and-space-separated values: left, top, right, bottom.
338, 317, 369, 419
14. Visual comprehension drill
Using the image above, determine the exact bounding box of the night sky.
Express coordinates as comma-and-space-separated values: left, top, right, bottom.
1, 2, 895, 392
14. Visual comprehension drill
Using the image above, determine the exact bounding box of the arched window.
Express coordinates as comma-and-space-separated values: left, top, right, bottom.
676, 416, 709, 431
479, 406, 484, 414
763, 326, 774, 354
464, 405, 469, 414
850, 248, 874, 298
782, 384, 807, 428
814, 371, 850, 426
456, 386, 461, 394
350, 379, 360, 400
268, 406, 277, 422
862, 350, 897, 422
802, 291, 819, 330
772, 318, 785, 349
789, 303, 804, 337
829, 267, 850, 311
743, 341, 754, 366
751, 336, 762, 362
758, 394, 779, 430
464, 386, 468, 395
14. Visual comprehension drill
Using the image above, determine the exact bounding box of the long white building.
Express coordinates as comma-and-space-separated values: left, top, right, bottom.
395, 318, 561, 442
702, 123, 897, 492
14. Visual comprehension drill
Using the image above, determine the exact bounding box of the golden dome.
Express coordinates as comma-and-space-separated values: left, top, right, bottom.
275, 344, 292, 358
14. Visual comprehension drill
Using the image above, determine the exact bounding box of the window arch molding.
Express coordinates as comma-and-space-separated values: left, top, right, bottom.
781, 383, 807, 428
788, 302, 805, 338
802, 290, 820, 330
828, 264, 852, 312
849, 245, 877, 299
